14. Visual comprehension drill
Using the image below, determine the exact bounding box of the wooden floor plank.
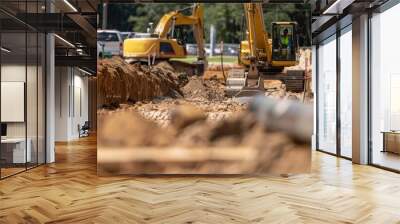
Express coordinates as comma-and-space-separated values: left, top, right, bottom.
0, 135, 400, 223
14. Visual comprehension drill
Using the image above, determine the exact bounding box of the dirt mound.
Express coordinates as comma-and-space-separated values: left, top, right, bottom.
182, 76, 226, 101
97, 57, 183, 107
98, 108, 173, 147
98, 105, 295, 150
207, 63, 243, 71
203, 64, 243, 81
98, 106, 310, 175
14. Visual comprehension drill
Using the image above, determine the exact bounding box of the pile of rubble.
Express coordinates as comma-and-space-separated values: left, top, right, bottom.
181, 76, 226, 101
97, 57, 245, 124
97, 57, 184, 107
99, 105, 292, 148
123, 97, 245, 127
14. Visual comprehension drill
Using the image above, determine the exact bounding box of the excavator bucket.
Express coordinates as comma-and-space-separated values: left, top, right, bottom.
225, 69, 265, 97
285, 70, 305, 92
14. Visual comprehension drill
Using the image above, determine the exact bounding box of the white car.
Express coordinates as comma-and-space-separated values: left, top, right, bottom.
97, 30, 123, 56
97, 42, 104, 58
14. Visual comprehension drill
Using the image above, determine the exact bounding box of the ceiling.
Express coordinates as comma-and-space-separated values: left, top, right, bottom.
0, 0, 97, 73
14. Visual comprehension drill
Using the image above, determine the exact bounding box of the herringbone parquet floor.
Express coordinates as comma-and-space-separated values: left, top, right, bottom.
1, 135, 400, 224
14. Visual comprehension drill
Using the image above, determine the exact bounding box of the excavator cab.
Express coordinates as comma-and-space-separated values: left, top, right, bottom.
123, 3, 206, 68
271, 22, 298, 65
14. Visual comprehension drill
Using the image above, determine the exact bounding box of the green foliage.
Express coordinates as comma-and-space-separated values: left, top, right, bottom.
106, 4, 136, 31
127, 3, 192, 33
203, 4, 243, 44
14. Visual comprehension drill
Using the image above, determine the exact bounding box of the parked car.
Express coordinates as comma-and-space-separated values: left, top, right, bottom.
97, 30, 123, 56
97, 42, 101, 57
186, 44, 198, 55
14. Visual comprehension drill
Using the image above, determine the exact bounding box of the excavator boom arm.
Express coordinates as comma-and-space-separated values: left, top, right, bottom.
153, 4, 206, 61
243, 3, 271, 63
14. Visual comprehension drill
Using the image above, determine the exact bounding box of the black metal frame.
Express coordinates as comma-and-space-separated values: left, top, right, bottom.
367, 11, 373, 166
0, 0, 47, 180
336, 21, 341, 158
315, 44, 319, 151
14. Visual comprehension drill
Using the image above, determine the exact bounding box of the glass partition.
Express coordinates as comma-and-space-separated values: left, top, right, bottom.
317, 35, 337, 154
339, 26, 352, 158
0, 1, 46, 179
0, 31, 28, 177
370, 4, 400, 171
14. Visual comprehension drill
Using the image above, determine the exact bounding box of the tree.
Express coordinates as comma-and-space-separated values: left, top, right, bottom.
127, 3, 192, 33
203, 4, 243, 43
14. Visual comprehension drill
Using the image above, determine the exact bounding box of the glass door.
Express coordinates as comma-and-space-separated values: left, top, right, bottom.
317, 35, 337, 154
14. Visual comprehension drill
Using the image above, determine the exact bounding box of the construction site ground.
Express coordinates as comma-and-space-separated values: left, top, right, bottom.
96, 49, 312, 174
97, 48, 312, 126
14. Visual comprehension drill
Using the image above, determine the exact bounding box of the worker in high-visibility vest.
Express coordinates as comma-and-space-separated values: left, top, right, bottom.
280, 29, 290, 48
280, 28, 291, 59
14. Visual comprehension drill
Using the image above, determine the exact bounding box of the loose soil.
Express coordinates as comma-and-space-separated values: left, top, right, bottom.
98, 104, 298, 150
97, 57, 184, 107
97, 52, 312, 149
97, 54, 312, 174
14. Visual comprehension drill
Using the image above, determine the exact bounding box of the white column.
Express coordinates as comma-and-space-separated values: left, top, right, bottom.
352, 14, 369, 164
46, 0, 55, 163
55, 67, 74, 141
46, 33, 55, 163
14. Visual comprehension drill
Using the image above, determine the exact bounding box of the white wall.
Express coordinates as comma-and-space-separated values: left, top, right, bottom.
1, 65, 28, 138
72, 73, 89, 138
55, 66, 70, 141
1, 63, 46, 164
55, 67, 89, 141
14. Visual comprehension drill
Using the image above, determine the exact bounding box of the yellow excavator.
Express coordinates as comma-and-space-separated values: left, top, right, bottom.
226, 3, 305, 96
123, 4, 206, 70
